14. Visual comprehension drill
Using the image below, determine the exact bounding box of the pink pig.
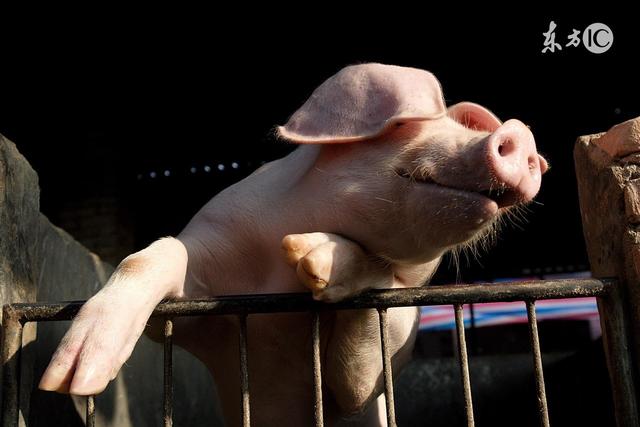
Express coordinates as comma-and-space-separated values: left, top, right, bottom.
39, 63, 547, 426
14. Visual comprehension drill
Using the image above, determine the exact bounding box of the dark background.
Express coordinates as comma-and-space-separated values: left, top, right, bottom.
0, 11, 633, 427
1, 11, 638, 282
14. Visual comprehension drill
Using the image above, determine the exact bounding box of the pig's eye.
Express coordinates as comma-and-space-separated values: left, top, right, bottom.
395, 122, 405, 127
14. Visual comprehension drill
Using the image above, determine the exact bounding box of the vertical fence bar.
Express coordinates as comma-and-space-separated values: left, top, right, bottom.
86, 395, 95, 427
377, 308, 397, 427
454, 304, 475, 427
597, 284, 640, 427
526, 301, 550, 427
163, 318, 173, 427
311, 311, 324, 427
1, 309, 23, 427
238, 313, 251, 427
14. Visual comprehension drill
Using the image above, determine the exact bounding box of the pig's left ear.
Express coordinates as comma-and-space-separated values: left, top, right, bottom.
277, 63, 447, 144
447, 102, 502, 132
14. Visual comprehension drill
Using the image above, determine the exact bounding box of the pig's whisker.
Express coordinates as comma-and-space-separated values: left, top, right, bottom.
502, 208, 525, 231
447, 204, 521, 281
509, 204, 533, 226
448, 248, 462, 282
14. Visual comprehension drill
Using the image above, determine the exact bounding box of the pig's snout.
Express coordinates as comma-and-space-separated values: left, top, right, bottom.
485, 119, 547, 205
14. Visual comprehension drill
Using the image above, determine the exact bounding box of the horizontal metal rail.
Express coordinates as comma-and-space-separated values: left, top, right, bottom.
5, 278, 612, 323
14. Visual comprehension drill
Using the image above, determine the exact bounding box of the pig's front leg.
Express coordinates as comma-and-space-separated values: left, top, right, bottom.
282, 232, 395, 302
38, 237, 188, 395
282, 232, 423, 417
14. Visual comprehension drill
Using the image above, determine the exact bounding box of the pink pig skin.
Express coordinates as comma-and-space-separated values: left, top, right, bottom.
39, 64, 547, 426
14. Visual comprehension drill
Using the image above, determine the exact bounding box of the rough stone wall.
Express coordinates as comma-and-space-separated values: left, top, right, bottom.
0, 134, 221, 426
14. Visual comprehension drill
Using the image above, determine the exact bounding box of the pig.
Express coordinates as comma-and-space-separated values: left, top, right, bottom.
39, 63, 547, 426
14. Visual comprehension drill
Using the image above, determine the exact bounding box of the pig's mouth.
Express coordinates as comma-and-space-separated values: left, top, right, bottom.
397, 170, 520, 209
476, 187, 520, 208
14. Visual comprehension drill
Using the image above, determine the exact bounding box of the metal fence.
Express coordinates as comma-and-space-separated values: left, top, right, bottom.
4, 277, 635, 427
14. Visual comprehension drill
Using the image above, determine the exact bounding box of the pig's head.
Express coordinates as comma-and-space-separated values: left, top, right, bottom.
277, 63, 547, 264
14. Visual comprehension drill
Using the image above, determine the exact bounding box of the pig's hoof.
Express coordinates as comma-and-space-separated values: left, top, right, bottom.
296, 241, 348, 301
282, 232, 395, 302
282, 232, 368, 302
282, 232, 332, 266
38, 292, 148, 395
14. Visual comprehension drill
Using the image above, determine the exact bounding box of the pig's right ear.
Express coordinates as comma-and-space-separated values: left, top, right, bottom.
277, 63, 447, 144
448, 102, 502, 132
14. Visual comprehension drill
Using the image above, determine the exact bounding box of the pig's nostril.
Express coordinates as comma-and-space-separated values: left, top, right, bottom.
497, 138, 516, 157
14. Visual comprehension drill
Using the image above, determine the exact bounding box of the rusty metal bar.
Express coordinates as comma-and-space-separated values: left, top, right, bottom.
311, 311, 323, 427
378, 308, 397, 427
454, 304, 475, 427
163, 318, 173, 427
1, 307, 23, 427
526, 301, 550, 427
596, 283, 640, 426
86, 395, 95, 427
238, 313, 250, 427
7, 279, 612, 323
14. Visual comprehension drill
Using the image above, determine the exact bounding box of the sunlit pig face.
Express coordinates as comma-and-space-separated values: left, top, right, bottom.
279, 63, 547, 263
